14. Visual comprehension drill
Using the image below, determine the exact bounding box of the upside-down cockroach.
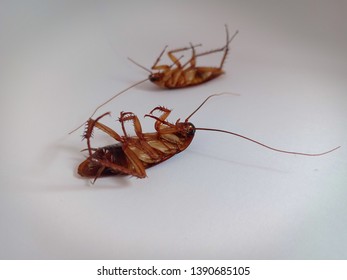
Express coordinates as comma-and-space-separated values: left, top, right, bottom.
69, 25, 238, 135
78, 93, 340, 182
129, 25, 238, 89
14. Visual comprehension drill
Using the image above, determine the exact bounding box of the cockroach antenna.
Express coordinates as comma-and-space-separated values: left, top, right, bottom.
68, 77, 149, 134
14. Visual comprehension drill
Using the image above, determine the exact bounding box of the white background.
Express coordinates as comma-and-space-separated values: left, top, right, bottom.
1, 0, 346, 259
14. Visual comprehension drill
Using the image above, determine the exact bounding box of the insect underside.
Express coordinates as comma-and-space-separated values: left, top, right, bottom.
78, 108, 196, 181
132, 25, 239, 89
74, 25, 340, 183
78, 94, 340, 183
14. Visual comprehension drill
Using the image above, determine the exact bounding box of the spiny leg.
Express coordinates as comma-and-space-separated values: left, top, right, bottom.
118, 111, 144, 138
181, 42, 197, 69
94, 113, 148, 179
82, 113, 149, 180
166, 44, 202, 69
94, 148, 147, 179
83, 112, 116, 157
82, 113, 136, 181
94, 121, 123, 143
84, 113, 123, 155
195, 25, 230, 57
167, 46, 193, 69
151, 45, 168, 70
145, 106, 175, 132
90, 114, 147, 179
195, 26, 238, 69
152, 44, 202, 71
219, 25, 235, 69
91, 165, 106, 184
119, 111, 162, 160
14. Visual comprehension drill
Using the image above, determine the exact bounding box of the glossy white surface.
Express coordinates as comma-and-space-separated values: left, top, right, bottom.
1, 0, 346, 259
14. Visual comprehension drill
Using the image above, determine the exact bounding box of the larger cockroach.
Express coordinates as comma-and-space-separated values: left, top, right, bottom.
78, 93, 340, 182
69, 25, 237, 135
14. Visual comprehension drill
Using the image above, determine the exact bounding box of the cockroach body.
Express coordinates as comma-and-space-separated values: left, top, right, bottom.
130, 25, 239, 89
78, 94, 340, 182
78, 110, 196, 180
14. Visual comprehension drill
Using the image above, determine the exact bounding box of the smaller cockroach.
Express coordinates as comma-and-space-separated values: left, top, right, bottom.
78, 93, 340, 182
129, 25, 238, 88
69, 25, 237, 135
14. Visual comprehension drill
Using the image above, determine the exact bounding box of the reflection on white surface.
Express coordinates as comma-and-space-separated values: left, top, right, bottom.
1, 0, 346, 259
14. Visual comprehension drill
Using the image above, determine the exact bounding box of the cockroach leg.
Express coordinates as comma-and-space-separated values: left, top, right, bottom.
179, 43, 197, 69
146, 106, 175, 131
83, 112, 124, 158
151, 45, 168, 69
94, 118, 123, 142
165, 44, 201, 69
151, 44, 202, 71
118, 111, 134, 138
83, 112, 110, 156
119, 111, 144, 138
119, 111, 162, 161
195, 25, 239, 69
91, 165, 106, 184
96, 150, 147, 179
82, 113, 148, 180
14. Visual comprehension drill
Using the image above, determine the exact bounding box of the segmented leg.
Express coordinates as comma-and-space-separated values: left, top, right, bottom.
181, 43, 197, 69
83, 112, 121, 156
119, 111, 161, 160
195, 26, 238, 69
119, 111, 138, 138
151, 45, 168, 69
91, 165, 106, 184
83, 112, 148, 179
166, 46, 193, 69
152, 44, 202, 71
96, 148, 147, 179
167, 44, 202, 69
145, 106, 174, 131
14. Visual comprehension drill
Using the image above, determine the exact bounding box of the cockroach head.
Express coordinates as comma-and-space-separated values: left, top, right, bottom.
149, 72, 164, 83
185, 122, 196, 136
176, 121, 196, 137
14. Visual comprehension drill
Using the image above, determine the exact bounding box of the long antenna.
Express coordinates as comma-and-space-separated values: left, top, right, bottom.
127, 57, 152, 73
185, 92, 239, 122
187, 93, 340, 156
68, 77, 149, 134
195, 127, 341, 156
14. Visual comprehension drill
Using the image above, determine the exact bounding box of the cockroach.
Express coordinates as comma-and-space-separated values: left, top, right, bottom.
129, 25, 238, 89
78, 93, 340, 182
69, 25, 238, 135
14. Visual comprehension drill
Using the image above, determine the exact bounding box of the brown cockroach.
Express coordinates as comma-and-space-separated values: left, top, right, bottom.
129, 25, 238, 89
69, 25, 238, 135
78, 93, 340, 182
